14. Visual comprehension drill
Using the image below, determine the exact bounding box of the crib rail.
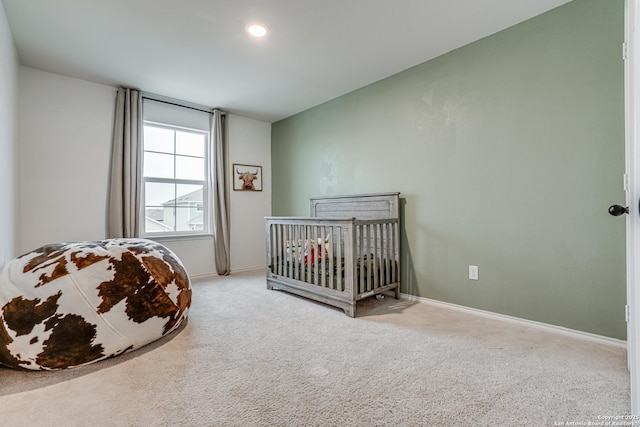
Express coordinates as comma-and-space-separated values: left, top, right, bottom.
353, 219, 400, 297
265, 217, 400, 304
266, 217, 355, 297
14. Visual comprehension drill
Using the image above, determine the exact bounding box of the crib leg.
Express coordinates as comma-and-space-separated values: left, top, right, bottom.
344, 304, 356, 318
394, 286, 400, 299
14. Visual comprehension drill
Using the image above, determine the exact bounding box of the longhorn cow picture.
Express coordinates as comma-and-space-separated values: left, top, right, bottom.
233, 163, 263, 191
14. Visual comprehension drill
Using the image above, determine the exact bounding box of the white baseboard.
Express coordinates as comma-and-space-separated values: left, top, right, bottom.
189, 266, 264, 283
189, 273, 218, 283
231, 266, 265, 274
400, 293, 627, 349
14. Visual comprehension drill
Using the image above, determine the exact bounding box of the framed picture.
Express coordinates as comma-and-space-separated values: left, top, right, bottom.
233, 163, 263, 191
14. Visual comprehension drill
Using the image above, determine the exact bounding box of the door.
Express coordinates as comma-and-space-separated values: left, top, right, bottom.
625, 0, 640, 414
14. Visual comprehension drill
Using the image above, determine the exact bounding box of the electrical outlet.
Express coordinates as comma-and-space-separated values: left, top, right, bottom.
469, 265, 479, 281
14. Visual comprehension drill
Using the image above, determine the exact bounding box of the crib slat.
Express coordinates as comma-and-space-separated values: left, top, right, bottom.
364, 224, 368, 293
274, 225, 278, 275
364, 224, 368, 294
367, 224, 371, 293
396, 221, 400, 286
320, 226, 326, 287
300, 226, 304, 281
371, 224, 376, 290
294, 225, 300, 281
272, 225, 276, 272
379, 223, 385, 285
282, 224, 286, 277
301, 225, 304, 280
311, 225, 315, 285
283, 226, 286, 276
267, 224, 272, 273
267, 224, 271, 271
273, 224, 277, 275
391, 222, 397, 282
380, 224, 385, 287
388, 223, 393, 283
384, 223, 390, 284
312, 225, 318, 286
289, 224, 294, 279
345, 222, 356, 301
358, 224, 364, 295
396, 222, 400, 283
318, 225, 323, 287
365, 224, 372, 292
287, 225, 291, 279
373, 224, 378, 290
306, 225, 312, 283
335, 226, 341, 291
364, 224, 369, 292
328, 226, 334, 290
376, 224, 385, 286
315, 226, 320, 287
304, 225, 309, 284
272, 224, 276, 275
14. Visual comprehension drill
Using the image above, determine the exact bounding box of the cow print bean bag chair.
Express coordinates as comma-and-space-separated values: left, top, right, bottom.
0, 238, 191, 370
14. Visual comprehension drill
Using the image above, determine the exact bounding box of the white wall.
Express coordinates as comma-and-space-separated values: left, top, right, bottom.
228, 114, 271, 272
154, 115, 272, 277
0, 2, 19, 264
18, 67, 114, 251
17, 67, 271, 276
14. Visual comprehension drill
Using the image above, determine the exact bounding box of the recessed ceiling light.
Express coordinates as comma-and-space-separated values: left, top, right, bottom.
247, 23, 268, 37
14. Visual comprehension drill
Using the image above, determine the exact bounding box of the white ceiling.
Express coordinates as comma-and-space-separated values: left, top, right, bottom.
2, 0, 572, 123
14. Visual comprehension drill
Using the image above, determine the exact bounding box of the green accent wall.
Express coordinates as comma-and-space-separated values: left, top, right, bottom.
271, 0, 626, 339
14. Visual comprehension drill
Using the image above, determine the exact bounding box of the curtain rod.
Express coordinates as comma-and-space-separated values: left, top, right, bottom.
141, 91, 226, 116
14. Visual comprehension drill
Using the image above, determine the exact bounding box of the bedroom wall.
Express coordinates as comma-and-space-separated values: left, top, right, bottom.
228, 115, 272, 272
0, 1, 19, 265
17, 67, 271, 276
18, 67, 114, 250
271, 0, 626, 339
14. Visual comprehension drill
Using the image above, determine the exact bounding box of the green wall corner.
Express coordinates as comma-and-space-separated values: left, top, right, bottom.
271, 0, 626, 339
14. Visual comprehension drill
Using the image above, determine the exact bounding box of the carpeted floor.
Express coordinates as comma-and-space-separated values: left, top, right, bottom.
0, 270, 630, 426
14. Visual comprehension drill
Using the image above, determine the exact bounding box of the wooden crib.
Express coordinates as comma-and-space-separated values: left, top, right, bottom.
265, 192, 400, 317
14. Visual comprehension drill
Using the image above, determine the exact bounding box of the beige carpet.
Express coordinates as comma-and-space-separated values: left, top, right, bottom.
0, 270, 629, 426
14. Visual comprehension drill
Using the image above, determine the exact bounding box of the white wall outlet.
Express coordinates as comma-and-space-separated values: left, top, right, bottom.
469, 265, 479, 281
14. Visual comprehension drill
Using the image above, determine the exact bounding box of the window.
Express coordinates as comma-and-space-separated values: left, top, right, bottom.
141, 122, 210, 236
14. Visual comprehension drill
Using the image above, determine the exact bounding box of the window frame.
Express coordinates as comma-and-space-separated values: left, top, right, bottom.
140, 120, 211, 238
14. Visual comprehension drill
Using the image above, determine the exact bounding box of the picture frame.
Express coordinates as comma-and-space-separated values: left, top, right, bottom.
232, 163, 263, 191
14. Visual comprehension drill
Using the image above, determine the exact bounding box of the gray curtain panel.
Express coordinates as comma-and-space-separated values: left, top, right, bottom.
107, 88, 142, 238
211, 109, 231, 275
